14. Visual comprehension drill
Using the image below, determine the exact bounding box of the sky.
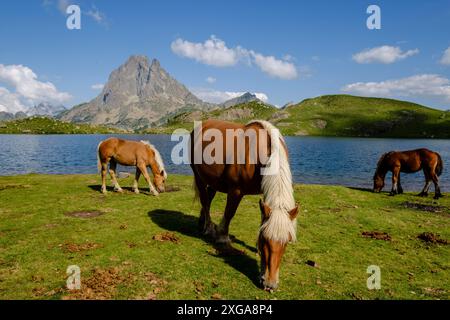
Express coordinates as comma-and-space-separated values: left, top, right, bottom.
0, 0, 450, 113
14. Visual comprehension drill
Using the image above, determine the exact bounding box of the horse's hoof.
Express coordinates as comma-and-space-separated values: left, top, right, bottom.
216, 235, 231, 245
389, 192, 396, 196
115, 188, 124, 193
418, 193, 428, 197
434, 194, 442, 200
151, 190, 159, 196
133, 189, 140, 194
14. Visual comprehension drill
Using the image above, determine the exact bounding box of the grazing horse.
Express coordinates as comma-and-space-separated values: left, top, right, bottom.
190, 119, 298, 291
373, 148, 443, 199
97, 138, 167, 195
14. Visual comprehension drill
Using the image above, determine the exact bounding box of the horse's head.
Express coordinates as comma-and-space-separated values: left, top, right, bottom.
373, 173, 385, 192
141, 141, 167, 193
153, 169, 166, 193
258, 199, 298, 291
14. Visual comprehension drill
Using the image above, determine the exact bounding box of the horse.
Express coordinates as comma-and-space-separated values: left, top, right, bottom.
97, 137, 167, 196
190, 119, 298, 291
373, 148, 443, 199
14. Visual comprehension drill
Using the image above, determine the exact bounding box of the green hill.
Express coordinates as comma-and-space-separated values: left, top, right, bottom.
0, 117, 124, 134
145, 100, 278, 134
147, 95, 450, 138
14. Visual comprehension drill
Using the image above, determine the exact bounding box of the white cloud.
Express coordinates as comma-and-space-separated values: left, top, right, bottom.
85, 5, 107, 25
193, 88, 269, 104
0, 64, 72, 113
440, 47, 450, 65
171, 35, 298, 80
352, 45, 419, 64
0, 87, 27, 113
206, 77, 216, 84
342, 74, 450, 101
91, 83, 104, 90
250, 51, 298, 79
171, 36, 241, 67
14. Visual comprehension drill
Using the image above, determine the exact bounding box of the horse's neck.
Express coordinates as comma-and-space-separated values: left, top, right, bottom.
376, 164, 388, 178
147, 158, 160, 175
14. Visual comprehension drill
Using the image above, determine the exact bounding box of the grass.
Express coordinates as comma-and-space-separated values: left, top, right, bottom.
0, 117, 123, 134
0, 173, 449, 300
146, 95, 450, 138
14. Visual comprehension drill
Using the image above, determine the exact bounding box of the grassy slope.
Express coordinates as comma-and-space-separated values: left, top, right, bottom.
282, 95, 450, 138
0, 174, 448, 300
146, 95, 450, 138
145, 101, 278, 134
0, 117, 122, 134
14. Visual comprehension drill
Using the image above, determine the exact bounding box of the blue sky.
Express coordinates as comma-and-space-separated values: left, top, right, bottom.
0, 0, 450, 113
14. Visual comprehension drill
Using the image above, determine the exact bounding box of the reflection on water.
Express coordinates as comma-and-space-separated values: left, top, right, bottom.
0, 134, 449, 191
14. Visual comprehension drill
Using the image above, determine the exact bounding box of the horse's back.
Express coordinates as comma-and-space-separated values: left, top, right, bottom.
190, 119, 268, 194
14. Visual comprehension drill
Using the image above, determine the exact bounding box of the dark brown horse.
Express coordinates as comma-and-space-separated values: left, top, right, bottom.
97, 138, 166, 195
190, 119, 298, 291
373, 148, 443, 199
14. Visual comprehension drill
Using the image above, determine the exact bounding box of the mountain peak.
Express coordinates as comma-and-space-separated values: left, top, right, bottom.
61, 55, 210, 130
221, 92, 261, 108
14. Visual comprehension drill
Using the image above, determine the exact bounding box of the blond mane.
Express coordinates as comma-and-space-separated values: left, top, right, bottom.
247, 120, 297, 244
140, 140, 167, 178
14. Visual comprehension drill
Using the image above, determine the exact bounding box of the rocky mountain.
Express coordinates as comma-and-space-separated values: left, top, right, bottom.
60, 55, 213, 130
220, 92, 262, 108
27, 102, 66, 117
0, 111, 27, 122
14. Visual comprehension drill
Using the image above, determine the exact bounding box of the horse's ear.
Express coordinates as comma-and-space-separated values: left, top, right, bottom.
259, 199, 271, 219
289, 204, 299, 220
160, 169, 165, 177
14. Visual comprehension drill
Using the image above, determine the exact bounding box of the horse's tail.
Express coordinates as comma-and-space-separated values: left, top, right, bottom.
436, 153, 443, 177
97, 140, 103, 172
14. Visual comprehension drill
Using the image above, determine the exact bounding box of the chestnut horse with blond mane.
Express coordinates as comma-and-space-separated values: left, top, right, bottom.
97, 138, 167, 195
373, 148, 443, 199
190, 119, 298, 291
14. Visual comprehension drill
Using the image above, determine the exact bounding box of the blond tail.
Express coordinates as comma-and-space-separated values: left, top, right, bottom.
97, 141, 103, 172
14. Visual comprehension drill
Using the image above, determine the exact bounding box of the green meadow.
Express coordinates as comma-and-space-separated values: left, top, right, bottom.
0, 173, 448, 300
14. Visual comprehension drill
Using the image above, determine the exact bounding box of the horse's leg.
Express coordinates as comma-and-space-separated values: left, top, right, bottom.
132, 167, 141, 194
193, 173, 217, 235
101, 161, 108, 194
109, 159, 123, 193
390, 166, 400, 196
397, 174, 404, 194
431, 172, 442, 199
216, 189, 243, 244
138, 163, 158, 196
418, 170, 431, 197
202, 186, 217, 237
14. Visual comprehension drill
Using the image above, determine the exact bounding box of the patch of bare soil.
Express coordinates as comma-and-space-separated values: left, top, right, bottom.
165, 185, 181, 192
63, 267, 124, 300
0, 184, 32, 191
152, 232, 180, 243
402, 202, 449, 214
362, 231, 392, 241
65, 210, 103, 218
417, 232, 448, 245
61, 242, 102, 253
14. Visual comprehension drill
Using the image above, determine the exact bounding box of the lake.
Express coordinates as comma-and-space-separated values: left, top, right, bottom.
0, 134, 449, 191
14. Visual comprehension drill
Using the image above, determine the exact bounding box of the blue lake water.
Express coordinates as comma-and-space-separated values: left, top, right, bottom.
0, 134, 449, 191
